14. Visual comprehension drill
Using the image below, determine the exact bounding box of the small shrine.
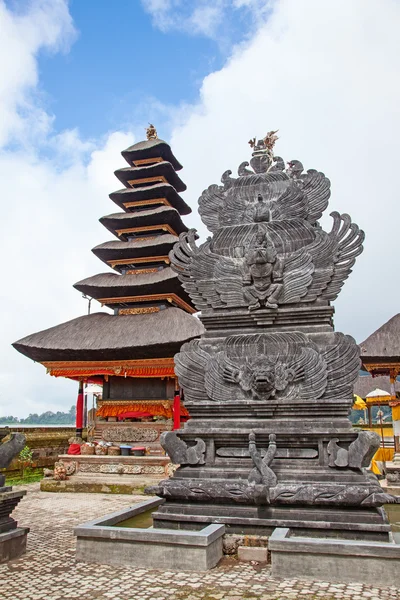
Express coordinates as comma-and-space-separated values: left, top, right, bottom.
360, 314, 400, 488
13, 127, 204, 488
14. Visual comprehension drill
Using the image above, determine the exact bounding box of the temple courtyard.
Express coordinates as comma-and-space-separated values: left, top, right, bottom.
1, 484, 398, 600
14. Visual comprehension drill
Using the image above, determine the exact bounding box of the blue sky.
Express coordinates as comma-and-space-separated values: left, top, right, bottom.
1, 0, 400, 417
37, 2, 216, 138
29, 0, 262, 141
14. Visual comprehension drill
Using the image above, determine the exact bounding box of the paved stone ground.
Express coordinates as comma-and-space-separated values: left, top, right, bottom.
1, 483, 400, 600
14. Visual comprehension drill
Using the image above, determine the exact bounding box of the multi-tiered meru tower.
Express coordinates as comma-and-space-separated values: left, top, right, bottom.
152, 131, 399, 540
13, 126, 203, 450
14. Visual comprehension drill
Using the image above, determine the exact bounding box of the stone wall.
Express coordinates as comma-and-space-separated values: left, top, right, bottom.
2, 426, 77, 476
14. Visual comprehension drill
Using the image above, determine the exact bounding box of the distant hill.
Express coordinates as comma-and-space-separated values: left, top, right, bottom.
0, 405, 76, 425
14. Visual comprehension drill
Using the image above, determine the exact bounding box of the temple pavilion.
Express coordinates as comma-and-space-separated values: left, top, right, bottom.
13, 126, 204, 464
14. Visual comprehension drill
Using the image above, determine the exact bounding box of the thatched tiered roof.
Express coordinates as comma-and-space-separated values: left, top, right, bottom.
13, 309, 204, 362
109, 183, 191, 215
92, 234, 178, 265
114, 162, 186, 192
73, 268, 194, 308
121, 138, 183, 171
100, 206, 188, 239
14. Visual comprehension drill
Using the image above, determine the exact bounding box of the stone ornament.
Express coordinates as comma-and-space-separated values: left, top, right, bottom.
248, 432, 277, 487
0, 430, 26, 488
160, 431, 206, 465
328, 431, 381, 469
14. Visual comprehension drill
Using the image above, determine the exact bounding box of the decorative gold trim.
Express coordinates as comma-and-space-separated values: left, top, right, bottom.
363, 362, 400, 372
116, 224, 177, 237
108, 255, 170, 268
98, 399, 172, 406
132, 157, 163, 167
43, 358, 175, 369
127, 176, 167, 187
119, 307, 160, 315
98, 293, 195, 314
126, 268, 159, 275
127, 236, 156, 243
123, 198, 171, 209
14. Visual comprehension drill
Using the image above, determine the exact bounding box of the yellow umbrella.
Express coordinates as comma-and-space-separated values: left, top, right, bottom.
352, 394, 367, 410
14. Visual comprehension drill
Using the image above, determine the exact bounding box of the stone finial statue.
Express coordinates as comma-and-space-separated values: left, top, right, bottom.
146, 123, 158, 140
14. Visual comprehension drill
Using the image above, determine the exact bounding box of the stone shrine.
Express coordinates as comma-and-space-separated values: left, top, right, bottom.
151, 132, 399, 540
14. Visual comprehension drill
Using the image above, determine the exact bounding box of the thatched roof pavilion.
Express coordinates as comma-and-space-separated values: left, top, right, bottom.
360, 314, 400, 370
13, 309, 203, 362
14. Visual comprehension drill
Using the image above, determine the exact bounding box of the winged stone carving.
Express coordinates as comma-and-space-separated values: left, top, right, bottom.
171, 140, 363, 314
175, 331, 359, 405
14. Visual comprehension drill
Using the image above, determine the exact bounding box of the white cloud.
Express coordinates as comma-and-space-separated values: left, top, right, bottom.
169, 0, 400, 343
0, 0, 76, 147
0, 0, 134, 418
140, 0, 262, 39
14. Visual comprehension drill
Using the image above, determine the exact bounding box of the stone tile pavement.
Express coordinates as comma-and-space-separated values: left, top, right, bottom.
1, 483, 400, 600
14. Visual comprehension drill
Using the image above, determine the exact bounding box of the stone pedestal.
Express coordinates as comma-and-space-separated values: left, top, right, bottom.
0, 527, 29, 563
0, 488, 29, 562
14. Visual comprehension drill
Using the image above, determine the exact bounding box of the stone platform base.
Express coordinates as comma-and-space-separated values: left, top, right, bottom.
41, 474, 163, 495
269, 527, 400, 588
41, 453, 173, 494
0, 527, 29, 563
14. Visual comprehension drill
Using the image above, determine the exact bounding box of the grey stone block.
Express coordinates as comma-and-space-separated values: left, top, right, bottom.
237, 546, 268, 562
0, 527, 29, 563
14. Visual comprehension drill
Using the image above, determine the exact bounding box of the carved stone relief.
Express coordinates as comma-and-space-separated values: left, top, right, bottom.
101, 427, 159, 443
248, 432, 277, 487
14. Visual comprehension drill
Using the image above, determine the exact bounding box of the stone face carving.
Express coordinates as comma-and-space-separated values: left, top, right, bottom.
101, 427, 159, 443
151, 135, 398, 538
248, 433, 277, 487
160, 432, 206, 465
